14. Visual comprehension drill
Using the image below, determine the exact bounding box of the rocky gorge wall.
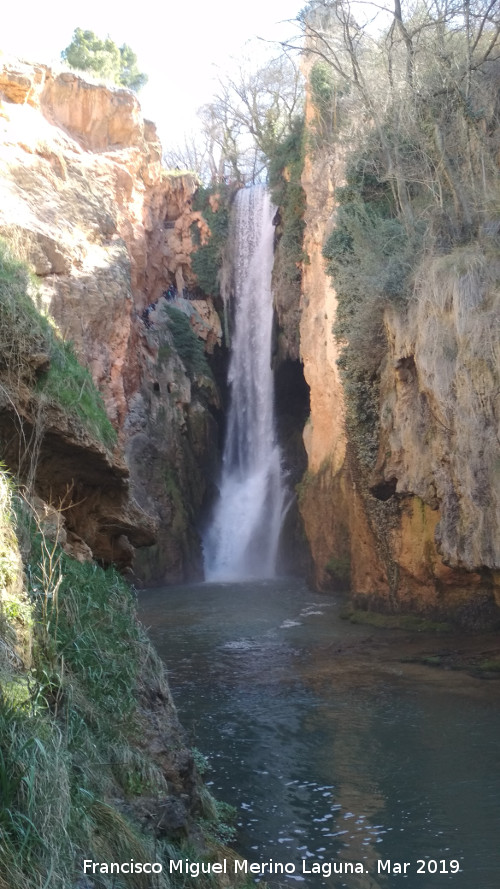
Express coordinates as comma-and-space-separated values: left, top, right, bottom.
0, 58, 223, 581
3, 54, 498, 623
0, 59, 237, 888
295, 71, 500, 627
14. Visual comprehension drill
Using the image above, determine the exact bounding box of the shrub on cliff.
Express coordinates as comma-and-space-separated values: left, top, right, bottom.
323, 161, 423, 466
305, 0, 500, 468
165, 305, 213, 380
191, 185, 230, 298
61, 28, 148, 92
268, 116, 307, 288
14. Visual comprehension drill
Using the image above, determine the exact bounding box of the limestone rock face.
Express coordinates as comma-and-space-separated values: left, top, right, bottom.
0, 386, 156, 569
0, 59, 47, 106
297, 97, 352, 590
297, 74, 500, 624
0, 60, 222, 579
300, 146, 346, 477
41, 73, 144, 152
376, 256, 500, 573
0, 62, 213, 425
125, 301, 220, 584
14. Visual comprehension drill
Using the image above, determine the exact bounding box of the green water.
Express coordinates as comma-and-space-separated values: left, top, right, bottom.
139, 578, 500, 889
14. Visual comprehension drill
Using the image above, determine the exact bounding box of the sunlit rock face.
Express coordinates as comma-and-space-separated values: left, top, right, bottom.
0, 60, 222, 580
0, 60, 213, 426
297, 65, 500, 625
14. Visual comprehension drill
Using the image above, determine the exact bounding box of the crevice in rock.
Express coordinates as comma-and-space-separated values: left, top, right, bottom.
274, 357, 311, 575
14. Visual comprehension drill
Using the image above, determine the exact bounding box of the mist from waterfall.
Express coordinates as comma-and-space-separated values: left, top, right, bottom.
203, 186, 287, 582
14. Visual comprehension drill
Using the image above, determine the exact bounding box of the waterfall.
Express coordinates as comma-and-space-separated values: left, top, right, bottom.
203, 186, 286, 581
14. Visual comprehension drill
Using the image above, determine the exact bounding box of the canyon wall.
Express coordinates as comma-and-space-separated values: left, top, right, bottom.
296, 72, 500, 626
0, 61, 231, 883
0, 58, 222, 580
3, 56, 498, 620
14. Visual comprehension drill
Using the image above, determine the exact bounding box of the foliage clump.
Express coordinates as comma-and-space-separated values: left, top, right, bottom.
190, 185, 230, 297
0, 239, 116, 448
165, 305, 212, 380
309, 60, 347, 144
61, 28, 148, 91
37, 342, 117, 448
268, 115, 307, 287
323, 163, 423, 465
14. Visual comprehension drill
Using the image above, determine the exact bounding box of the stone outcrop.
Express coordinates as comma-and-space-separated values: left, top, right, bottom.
0, 382, 156, 569
0, 59, 222, 580
297, 67, 500, 626
125, 298, 221, 583
0, 60, 211, 426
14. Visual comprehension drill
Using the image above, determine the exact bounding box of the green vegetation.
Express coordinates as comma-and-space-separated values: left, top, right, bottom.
268, 116, 307, 288
157, 343, 171, 366
310, 61, 336, 115
0, 469, 234, 889
308, 61, 346, 145
340, 607, 452, 633
0, 239, 52, 385
309, 0, 500, 469
61, 28, 148, 91
165, 305, 212, 380
0, 240, 116, 448
201, 799, 237, 845
325, 554, 351, 586
323, 163, 422, 465
0, 472, 154, 889
163, 466, 189, 536
191, 185, 230, 298
1, 496, 162, 888
478, 658, 500, 673
37, 341, 117, 447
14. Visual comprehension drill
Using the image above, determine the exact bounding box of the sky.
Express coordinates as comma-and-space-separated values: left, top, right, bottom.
1, 0, 304, 149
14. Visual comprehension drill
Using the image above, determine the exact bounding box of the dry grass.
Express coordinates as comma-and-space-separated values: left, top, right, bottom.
413, 247, 500, 418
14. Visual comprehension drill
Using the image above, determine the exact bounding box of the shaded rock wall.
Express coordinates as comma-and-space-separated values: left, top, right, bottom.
125, 299, 221, 583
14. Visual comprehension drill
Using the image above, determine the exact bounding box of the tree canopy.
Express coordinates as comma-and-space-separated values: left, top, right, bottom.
61, 28, 148, 92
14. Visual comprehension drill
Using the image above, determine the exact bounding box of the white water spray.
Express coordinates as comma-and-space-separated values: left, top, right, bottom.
203, 186, 287, 581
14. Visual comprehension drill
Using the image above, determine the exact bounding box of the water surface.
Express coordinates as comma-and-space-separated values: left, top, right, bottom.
139, 578, 500, 889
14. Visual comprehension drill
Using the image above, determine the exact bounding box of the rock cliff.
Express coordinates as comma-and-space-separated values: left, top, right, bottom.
0, 58, 222, 580
0, 59, 234, 889
297, 68, 500, 627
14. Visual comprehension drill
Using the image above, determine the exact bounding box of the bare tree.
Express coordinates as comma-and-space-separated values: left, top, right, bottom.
163, 51, 304, 186
280, 0, 499, 230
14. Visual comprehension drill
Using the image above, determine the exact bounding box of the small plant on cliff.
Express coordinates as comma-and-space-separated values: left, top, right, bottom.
61, 28, 148, 91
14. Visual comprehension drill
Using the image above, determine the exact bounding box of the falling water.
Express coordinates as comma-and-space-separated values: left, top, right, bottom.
203, 186, 287, 581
